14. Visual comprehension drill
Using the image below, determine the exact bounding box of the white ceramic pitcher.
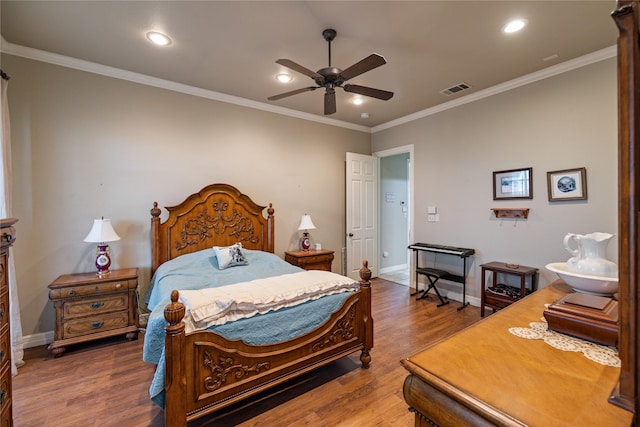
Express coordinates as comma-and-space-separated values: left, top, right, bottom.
563, 232, 618, 277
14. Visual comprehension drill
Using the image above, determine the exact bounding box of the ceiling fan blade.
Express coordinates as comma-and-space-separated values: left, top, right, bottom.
343, 84, 394, 100
268, 86, 318, 101
324, 89, 336, 115
339, 54, 387, 81
276, 59, 322, 79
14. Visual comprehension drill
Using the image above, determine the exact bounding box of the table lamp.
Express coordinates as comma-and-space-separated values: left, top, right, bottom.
84, 217, 120, 276
298, 214, 316, 251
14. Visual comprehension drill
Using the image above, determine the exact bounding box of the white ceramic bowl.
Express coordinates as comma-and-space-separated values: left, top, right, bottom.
546, 262, 619, 296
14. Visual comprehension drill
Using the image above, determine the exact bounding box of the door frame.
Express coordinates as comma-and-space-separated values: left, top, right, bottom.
373, 144, 414, 283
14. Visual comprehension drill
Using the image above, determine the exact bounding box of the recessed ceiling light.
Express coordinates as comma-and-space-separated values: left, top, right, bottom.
146, 31, 172, 46
503, 19, 527, 34
352, 97, 364, 106
275, 73, 292, 83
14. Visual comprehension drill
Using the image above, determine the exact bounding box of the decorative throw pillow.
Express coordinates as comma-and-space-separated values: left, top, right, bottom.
213, 243, 248, 270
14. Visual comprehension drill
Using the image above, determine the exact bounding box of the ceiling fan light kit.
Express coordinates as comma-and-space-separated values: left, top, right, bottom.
268, 29, 393, 115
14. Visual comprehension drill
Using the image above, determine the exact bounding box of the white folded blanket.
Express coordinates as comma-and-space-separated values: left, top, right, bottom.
179, 270, 359, 333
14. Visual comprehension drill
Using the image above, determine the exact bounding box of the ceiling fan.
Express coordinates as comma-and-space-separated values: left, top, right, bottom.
268, 29, 393, 115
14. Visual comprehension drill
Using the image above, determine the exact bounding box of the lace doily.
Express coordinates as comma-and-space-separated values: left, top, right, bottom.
508, 312, 620, 367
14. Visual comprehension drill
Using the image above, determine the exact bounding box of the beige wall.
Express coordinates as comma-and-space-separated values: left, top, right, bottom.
373, 58, 617, 300
4, 54, 371, 340
2, 51, 618, 342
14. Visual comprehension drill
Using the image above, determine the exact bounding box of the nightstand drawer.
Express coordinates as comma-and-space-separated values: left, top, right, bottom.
49, 279, 135, 300
298, 255, 328, 265
62, 311, 130, 339
63, 293, 128, 319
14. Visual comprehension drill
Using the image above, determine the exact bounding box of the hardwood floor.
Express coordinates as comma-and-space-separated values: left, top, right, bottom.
13, 279, 482, 426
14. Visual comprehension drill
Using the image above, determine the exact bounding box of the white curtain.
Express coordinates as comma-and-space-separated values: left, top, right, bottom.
0, 75, 24, 375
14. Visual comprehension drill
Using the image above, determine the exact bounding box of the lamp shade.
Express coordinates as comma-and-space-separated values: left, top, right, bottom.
83, 218, 121, 243
298, 214, 316, 231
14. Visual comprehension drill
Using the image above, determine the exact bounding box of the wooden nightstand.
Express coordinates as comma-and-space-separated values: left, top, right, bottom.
480, 262, 538, 317
47, 268, 139, 357
284, 249, 334, 271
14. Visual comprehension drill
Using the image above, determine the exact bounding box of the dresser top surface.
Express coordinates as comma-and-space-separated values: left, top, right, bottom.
49, 268, 138, 289
403, 281, 632, 426
284, 249, 334, 257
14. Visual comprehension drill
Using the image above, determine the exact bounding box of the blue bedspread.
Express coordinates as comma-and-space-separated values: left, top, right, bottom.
142, 248, 355, 407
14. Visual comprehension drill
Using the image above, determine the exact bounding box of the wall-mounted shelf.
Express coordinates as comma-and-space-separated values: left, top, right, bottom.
491, 208, 530, 219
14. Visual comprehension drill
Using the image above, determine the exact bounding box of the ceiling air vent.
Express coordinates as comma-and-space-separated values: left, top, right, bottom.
440, 82, 472, 96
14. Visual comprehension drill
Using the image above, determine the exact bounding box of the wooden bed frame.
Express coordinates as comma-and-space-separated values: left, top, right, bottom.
149, 183, 373, 426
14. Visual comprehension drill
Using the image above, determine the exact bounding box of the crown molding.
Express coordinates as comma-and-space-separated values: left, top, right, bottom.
1, 36, 615, 135
0, 37, 371, 133
371, 45, 617, 133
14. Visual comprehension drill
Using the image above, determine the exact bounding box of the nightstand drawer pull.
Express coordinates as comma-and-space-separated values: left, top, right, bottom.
91, 321, 104, 329
68, 290, 75, 296
90, 302, 104, 309
0, 349, 5, 363
0, 389, 6, 405
0, 310, 4, 323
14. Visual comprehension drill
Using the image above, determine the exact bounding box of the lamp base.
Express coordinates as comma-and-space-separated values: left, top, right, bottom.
95, 244, 112, 276
300, 232, 311, 252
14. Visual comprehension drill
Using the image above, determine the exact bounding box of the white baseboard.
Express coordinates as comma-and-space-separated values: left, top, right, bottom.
395, 280, 480, 308
22, 331, 53, 349
379, 264, 408, 275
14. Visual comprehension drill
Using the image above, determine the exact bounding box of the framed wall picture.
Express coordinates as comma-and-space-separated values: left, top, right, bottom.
493, 167, 533, 200
547, 167, 587, 201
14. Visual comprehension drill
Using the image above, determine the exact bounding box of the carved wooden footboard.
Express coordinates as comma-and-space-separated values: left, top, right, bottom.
163, 262, 372, 426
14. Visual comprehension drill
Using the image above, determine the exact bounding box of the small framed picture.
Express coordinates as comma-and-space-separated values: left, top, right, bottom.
547, 167, 587, 201
493, 167, 533, 200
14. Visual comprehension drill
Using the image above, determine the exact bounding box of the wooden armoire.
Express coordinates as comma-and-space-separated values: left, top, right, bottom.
0, 218, 17, 426
611, 0, 640, 418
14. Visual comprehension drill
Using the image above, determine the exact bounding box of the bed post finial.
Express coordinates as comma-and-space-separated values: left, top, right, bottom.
359, 260, 372, 286
164, 290, 185, 327
151, 201, 161, 219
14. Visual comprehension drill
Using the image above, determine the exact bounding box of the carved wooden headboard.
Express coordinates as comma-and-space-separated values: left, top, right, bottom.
150, 183, 274, 275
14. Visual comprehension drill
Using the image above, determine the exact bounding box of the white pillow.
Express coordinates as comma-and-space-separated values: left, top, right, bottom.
213, 243, 248, 270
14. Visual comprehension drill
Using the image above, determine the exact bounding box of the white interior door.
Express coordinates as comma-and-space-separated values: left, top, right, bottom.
346, 152, 378, 280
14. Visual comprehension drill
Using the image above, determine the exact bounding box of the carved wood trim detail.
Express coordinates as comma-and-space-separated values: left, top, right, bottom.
202, 350, 271, 392
176, 198, 260, 251
312, 305, 357, 351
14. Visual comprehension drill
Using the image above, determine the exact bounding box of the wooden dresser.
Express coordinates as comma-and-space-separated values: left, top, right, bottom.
401, 281, 634, 427
0, 219, 17, 427
48, 268, 138, 357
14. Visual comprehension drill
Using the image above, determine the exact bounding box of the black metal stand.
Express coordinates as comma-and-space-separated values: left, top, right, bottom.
409, 243, 474, 310
415, 268, 450, 307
